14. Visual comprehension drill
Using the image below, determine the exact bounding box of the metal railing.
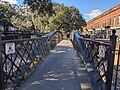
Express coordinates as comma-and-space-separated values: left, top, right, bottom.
112, 45, 120, 90
0, 31, 63, 90
72, 31, 118, 90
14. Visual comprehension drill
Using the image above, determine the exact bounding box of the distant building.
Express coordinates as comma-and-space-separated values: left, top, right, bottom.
84, 4, 120, 40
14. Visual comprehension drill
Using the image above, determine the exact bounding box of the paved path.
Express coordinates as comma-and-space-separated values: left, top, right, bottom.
19, 40, 92, 90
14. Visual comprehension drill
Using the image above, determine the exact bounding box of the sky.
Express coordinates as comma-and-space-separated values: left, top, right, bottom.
1, 0, 120, 22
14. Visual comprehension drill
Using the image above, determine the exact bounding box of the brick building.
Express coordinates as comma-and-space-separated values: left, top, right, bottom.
85, 4, 120, 40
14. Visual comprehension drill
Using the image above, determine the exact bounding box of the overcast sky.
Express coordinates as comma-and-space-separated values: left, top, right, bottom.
2, 0, 120, 21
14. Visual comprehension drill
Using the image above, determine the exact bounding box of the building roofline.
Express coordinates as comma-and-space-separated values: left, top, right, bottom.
87, 4, 120, 23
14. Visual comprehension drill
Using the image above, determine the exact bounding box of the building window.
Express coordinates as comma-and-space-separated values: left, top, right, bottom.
118, 15, 120, 25
113, 16, 116, 26
100, 21, 103, 28
109, 18, 112, 26
98, 23, 99, 28
103, 22, 105, 27
106, 18, 108, 26
99, 22, 101, 28
95, 24, 97, 28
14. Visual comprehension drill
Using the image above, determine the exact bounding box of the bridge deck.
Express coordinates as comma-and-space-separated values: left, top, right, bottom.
18, 39, 93, 90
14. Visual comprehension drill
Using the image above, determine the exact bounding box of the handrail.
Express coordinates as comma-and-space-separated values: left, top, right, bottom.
1, 31, 62, 44
47, 30, 63, 41
81, 38, 109, 46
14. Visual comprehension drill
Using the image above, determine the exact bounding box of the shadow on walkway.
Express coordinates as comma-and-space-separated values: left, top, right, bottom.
18, 40, 93, 90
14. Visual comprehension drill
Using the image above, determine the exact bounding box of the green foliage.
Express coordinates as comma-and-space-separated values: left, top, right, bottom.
23, 0, 55, 31
23, 0, 54, 16
0, 3, 16, 31
11, 5, 34, 31
11, 14, 33, 31
0, 1, 86, 33
47, 3, 86, 32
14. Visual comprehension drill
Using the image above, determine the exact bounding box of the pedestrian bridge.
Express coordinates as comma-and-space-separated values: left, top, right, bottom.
0, 31, 120, 90
19, 39, 92, 90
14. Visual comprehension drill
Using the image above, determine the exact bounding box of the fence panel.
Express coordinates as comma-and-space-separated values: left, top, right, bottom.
0, 31, 63, 90
112, 45, 120, 90
72, 31, 117, 90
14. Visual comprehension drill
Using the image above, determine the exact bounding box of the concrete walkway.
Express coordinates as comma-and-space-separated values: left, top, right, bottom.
19, 40, 93, 90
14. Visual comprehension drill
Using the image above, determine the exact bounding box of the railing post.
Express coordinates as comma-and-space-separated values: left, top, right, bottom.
106, 29, 117, 90
0, 35, 4, 90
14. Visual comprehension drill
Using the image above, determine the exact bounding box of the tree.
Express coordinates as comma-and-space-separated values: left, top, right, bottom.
47, 3, 86, 32
23, 0, 54, 31
11, 14, 33, 31
11, 5, 33, 31
0, 2, 16, 32
0, 1, 86, 33
23, 0, 54, 16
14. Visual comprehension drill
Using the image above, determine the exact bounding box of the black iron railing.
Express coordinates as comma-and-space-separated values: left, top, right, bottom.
112, 45, 120, 90
72, 30, 119, 90
0, 31, 63, 90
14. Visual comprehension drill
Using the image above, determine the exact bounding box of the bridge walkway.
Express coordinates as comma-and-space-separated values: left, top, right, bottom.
18, 39, 93, 90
